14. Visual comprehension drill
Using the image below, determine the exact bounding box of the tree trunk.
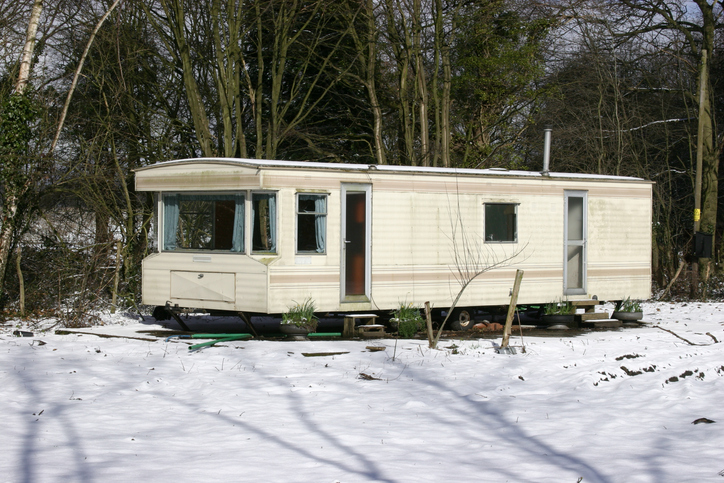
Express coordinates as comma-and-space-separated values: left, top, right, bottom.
0, 0, 43, 303
161, 0, 215, 157
15, 0, 43, 95
693, 1, 717, 283
412, 0, 429, 166
366, 0, 385, 165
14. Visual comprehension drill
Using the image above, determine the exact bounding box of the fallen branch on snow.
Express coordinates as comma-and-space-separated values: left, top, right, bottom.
654, 326, 717, 346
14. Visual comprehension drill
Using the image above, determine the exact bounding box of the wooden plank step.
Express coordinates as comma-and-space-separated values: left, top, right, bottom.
570, 300, 603, 306
358, 325, 386, 338
571, 300, 604, 313
576, 312, 610, 321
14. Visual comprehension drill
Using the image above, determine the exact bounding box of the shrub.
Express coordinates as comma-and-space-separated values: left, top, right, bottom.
392, 302, 423, 338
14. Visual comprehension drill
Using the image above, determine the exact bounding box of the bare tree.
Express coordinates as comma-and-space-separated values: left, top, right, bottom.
430, 197, 526, 349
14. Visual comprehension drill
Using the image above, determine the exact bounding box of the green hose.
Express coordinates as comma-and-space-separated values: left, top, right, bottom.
190, 333, 252, 339
189, 334, 252, 350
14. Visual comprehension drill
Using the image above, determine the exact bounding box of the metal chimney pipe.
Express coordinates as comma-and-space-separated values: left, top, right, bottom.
542, 126, 552, 175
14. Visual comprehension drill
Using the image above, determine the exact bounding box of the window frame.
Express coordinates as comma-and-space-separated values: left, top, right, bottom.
296, 192, 328, 254
484, 202, 519, 243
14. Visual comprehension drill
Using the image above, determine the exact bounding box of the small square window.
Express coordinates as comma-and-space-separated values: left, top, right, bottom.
297, 194, 327, 253
485, 203, 517, 242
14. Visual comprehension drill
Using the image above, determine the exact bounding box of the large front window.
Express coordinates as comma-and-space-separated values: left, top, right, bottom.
163, 193, 244, 251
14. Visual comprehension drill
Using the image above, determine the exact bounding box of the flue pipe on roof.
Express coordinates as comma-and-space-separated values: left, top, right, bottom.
542, 126, 552, 175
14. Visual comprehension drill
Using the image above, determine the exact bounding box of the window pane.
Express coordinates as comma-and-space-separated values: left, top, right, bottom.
567, 197, 583, 241
567, 245, 583, 289
297, 194, 326, 253
485, 203, 517, 242
252, 193, 276, 252
178, 199, 214, 249
214, 200, 235, 250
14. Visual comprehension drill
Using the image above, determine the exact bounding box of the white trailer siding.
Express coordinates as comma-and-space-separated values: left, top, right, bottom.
135, 158, 652, 314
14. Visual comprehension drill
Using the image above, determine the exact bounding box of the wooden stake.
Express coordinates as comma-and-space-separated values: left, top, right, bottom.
111, 241, 121, 314
501, 270, 524, 349
16, 246, 24, 316
424, 301, 434, 348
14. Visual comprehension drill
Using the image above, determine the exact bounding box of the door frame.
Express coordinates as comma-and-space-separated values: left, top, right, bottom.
563, 190, 587, 295
340, 183, 372, 302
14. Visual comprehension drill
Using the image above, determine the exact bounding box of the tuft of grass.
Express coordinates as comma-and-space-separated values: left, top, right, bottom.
618, 297, 642, 313
544, 299, 575, 315
281, 297, 318, 331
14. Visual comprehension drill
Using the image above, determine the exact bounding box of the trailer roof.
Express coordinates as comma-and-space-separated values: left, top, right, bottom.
135, 157, 646, 182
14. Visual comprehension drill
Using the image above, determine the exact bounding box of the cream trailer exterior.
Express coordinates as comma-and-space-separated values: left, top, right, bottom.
135, 158, 652, 323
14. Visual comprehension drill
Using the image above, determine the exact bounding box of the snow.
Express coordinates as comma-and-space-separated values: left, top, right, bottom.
2, 302, 723, 482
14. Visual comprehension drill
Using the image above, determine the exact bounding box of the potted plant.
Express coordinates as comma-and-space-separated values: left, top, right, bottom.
612, 298, 644, 322
390, 302, 424, 338
279, 298, 319, 340
540, 300, 576, 328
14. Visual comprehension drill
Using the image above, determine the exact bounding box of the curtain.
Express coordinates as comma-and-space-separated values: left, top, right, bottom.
231, 194, 245, 252
314, 196, 326, 253
163, 194, 179, 250
268, 194, 276, 252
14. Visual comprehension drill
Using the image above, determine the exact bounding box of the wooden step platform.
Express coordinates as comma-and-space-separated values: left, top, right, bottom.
343, 314, 383, 339
358, 324, 386, 338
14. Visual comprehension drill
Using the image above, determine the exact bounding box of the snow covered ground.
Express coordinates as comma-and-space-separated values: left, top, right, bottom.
1, 302, 723, 482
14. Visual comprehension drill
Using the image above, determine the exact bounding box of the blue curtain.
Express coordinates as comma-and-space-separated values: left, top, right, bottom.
268, 194, 276, 252
163, 194, 179, 250
314, 196, 326, 253
232, 194, 245, 252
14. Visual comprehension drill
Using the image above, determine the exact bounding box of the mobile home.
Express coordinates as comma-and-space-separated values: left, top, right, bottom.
135, 158, 652, 327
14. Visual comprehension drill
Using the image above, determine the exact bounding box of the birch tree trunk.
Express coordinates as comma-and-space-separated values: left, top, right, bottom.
0, 0, 43, 304
15, 0, 43, 95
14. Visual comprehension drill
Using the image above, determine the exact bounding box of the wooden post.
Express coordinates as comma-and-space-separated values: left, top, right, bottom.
692, 49, 708, 297
16, 246, 24, 317
424, 301, 434, 348
111, 241, 121, 314
342, 316, 355, 339
501, 270, 524, 349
